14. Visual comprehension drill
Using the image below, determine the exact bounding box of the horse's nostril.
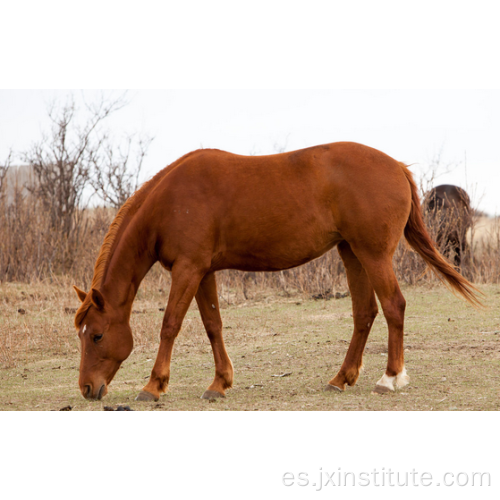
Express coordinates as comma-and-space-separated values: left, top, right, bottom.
97, 384, 106, 400
84, 385, 92, 398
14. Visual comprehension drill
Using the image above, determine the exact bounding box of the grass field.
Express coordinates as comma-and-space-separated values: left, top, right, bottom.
0, 281, 499, 411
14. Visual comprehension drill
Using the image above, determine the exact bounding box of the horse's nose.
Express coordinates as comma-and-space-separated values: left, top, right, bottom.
82, 383, 107, 400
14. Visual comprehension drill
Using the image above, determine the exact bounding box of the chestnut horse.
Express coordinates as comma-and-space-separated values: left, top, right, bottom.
74, 142, 480, 402
424, 185, 472, 268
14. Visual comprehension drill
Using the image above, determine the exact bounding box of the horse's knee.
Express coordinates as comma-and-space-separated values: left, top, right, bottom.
369, 303, 379, 321
354, 305, 378, 331
160, 319, 183, 340
368, 306, 379, 329
204, 318, 223, 340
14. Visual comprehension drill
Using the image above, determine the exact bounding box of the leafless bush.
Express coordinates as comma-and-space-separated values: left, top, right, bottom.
15, 94, 129, 274
23, 95, 128, 237
417, 145, 462, 194
0, 93, 155, 283
90, 134, 153, 208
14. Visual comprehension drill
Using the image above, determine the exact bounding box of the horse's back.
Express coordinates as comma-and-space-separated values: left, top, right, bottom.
157, 142, 409, 211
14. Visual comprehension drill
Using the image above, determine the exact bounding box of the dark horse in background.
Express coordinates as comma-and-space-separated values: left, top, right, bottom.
424, 185, 472, 268
73, 143, 480, 403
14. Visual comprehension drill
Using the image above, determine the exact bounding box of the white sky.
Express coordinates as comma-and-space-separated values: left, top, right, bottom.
1, 89, 500, 214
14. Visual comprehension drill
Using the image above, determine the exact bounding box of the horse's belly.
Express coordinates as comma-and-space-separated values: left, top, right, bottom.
217, 230, 343, 272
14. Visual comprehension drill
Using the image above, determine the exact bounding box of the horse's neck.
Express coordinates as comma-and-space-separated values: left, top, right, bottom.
101, 219, 156, 315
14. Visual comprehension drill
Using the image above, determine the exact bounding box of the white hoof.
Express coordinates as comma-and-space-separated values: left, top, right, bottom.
375, 373, 396, 392
375, 367, 410, 392
395, 367, 410, 389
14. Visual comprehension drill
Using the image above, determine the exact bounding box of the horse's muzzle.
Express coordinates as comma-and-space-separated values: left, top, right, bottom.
82, 383, 107, 400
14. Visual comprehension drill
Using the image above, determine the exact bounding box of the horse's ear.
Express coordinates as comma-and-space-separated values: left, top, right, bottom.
90, 289, 105, 311
73, 286, 87, 303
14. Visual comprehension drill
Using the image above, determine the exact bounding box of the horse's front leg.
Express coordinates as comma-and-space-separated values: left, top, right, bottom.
136, 262, 204, 402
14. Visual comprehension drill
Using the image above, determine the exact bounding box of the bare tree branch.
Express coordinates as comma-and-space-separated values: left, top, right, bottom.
22, 92, 130, 240
90, 134, 154, 208
418, 144, 461, 196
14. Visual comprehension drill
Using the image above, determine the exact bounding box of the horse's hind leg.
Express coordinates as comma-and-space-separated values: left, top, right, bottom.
195, 272, 234, 399
325, 241, 378, 392
357, 253, 410, 394
136, 261, 204, 402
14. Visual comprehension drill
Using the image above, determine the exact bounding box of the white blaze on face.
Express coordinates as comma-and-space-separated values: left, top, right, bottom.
82, 325, 87, 334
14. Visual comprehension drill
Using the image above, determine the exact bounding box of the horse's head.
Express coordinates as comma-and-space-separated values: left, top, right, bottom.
73, 286, 133, 400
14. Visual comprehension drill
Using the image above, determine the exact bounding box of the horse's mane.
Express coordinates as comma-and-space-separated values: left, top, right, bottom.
74, 151, 198, 328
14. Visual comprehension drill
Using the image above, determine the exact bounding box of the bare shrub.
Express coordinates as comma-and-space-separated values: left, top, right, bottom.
12, 94, 128, 275
23, 95, 127, 236
0, 93, 155, 283
0, 185, 47, 281
90, 134, 153, 208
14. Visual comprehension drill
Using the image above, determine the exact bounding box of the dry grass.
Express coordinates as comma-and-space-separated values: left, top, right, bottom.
1, 279, 499, 411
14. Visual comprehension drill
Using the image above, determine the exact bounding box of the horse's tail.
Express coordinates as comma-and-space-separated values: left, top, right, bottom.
399, 162, 483, 307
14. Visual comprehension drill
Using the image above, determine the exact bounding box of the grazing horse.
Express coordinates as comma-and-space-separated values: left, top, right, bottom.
73, 142, 480, 402
424, 185, 472, 268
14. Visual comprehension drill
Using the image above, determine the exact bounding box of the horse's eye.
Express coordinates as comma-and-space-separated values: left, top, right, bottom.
93, 334, 103, 344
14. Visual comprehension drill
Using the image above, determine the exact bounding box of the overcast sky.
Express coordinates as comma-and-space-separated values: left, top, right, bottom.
1, 89, 500, 214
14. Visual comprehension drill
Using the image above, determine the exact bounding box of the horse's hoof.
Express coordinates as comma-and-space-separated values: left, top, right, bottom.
201, 390, 225, 400
371, 384, 393, 395
135, 391, 158, 402
324, 384, 343, 393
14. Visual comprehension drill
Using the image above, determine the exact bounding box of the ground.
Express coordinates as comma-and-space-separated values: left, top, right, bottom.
0, 282, 499, 411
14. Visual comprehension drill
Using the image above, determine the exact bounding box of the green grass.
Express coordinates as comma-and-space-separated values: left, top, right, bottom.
1, 282, 499, 410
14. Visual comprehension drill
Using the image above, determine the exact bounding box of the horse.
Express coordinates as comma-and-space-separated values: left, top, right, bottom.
424, 185, 472, 268
73, 142, 480, 402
